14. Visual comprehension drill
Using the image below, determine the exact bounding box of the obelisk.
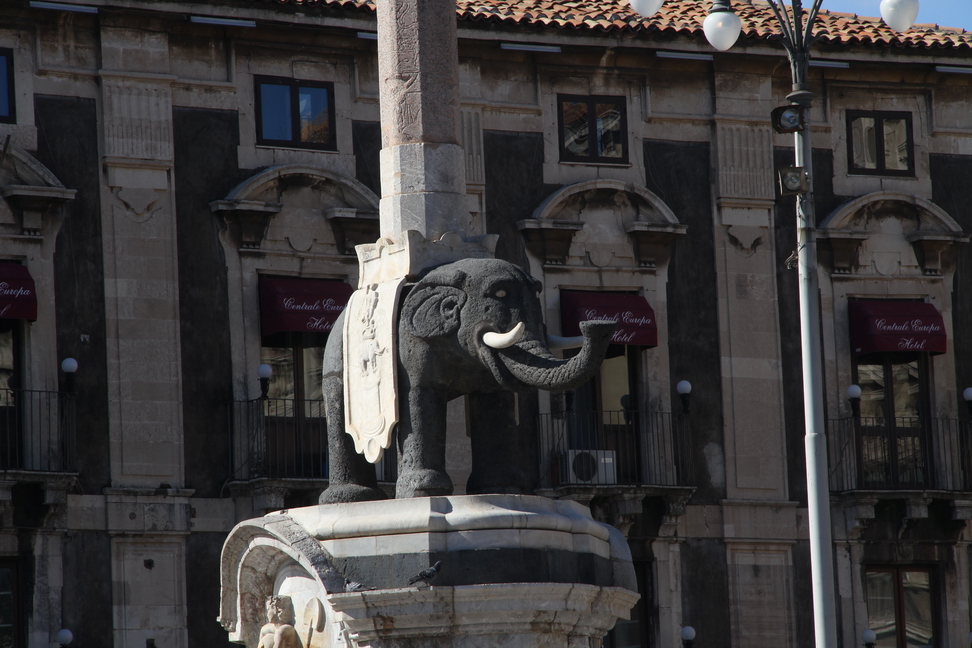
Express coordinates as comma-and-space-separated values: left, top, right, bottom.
375, 0, 467, 241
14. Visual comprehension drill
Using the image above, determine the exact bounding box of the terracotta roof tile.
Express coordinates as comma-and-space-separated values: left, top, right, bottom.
252, 0, 972, 49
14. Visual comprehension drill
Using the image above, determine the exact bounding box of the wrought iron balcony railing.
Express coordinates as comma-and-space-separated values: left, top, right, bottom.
0, 389, 76, 472
230, 398, 329, 480
828, 416, 972, 492
229, 398, 397, 482
537, 410, 692, 488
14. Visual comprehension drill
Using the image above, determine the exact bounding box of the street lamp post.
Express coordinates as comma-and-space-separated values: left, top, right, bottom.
625, 2, 920, 648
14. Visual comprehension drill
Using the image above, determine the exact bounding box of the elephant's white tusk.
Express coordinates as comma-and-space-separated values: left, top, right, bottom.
482, 322, 526, 349
546, 334, 585, 350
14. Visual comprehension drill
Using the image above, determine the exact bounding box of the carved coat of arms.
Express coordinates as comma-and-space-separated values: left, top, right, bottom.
342, 278, 404, 462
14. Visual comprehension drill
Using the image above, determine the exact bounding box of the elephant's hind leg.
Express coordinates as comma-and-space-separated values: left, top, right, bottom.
319, 316, 387, 504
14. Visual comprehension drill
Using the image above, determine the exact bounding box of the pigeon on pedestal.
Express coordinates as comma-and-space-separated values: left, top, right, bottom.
407, 561, 443, 587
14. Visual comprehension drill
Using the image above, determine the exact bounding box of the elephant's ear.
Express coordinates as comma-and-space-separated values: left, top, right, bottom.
402, 286, 467, 338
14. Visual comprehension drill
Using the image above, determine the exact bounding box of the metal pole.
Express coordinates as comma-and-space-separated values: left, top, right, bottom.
786, 2, 839, 645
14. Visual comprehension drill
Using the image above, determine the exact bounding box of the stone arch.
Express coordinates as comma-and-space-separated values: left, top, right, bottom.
213, 165, 380, 254
219, 518, 344, 647
1, 146, 67, 188
519, 179, 684, 268
531, 179, 679, 225
818, 191, 967, 277
821, 191, 962, 234
223, 164, 378, 211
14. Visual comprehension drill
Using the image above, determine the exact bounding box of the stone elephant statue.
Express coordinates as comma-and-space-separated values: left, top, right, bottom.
319, 257, 616, 503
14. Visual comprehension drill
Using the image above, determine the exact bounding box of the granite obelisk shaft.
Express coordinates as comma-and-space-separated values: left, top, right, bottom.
376, 0, 467, 241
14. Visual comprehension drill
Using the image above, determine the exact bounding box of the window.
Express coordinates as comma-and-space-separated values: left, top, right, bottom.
255, 76, 336, 150
853, 353, 930, 488
558, 95, 628, 164
259, 331, 328, 478
564, 346, 643, 483
847, 111, 914, 176
865, 567, 936, 648
0, 50, 12, 124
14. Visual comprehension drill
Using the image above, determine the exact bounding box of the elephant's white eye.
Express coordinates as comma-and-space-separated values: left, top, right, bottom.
495, 290, 507, 298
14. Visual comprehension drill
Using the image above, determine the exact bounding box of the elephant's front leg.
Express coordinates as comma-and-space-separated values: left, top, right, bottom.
396, 385, 453, 498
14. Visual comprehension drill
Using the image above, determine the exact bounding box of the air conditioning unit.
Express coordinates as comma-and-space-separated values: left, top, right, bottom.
558, 449, 617, 485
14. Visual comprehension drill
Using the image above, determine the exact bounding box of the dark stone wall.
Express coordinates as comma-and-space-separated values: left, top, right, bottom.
773, 147, 854, 505
644, 139, 725, 504
35, 95, 111, 492
173, 107, 244, 498
483, 131, 547, 269
790, 540, 814, 648
352, 121, 381, 197
62, 531, 113, 648
174, 107, 249, 647
187, 532, 232, 648
680, 539, 730, 648
930, 154, 972, 399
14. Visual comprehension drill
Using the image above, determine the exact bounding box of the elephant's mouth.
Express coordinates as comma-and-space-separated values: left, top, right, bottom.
474, 319, 617, 394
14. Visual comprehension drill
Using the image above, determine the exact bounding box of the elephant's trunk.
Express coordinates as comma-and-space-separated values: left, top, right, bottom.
494, 320, 617, 392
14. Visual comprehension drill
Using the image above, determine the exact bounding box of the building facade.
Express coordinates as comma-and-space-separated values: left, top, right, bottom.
0, 0, 970, 646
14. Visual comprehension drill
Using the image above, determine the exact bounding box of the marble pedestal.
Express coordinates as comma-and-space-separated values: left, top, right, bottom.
219, 494, 639, 648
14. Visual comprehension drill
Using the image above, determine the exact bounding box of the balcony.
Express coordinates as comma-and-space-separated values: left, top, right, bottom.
229, 397, 397, 484
536, 410, 693, 490
0, 389, 76, 472
828, 416, 972, 492
230, 398, 329, 480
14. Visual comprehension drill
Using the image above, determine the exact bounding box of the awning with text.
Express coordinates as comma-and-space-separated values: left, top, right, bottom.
560, 291, 657, 347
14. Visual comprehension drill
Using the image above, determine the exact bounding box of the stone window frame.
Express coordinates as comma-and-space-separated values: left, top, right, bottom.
845, 109, 915, 177
863, 565, 939, 648
253, 75, 337, 151
0, 48, 13, 124
556, 94, 629, 165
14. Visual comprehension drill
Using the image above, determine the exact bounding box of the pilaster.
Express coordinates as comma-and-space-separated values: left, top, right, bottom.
712, 117, 788, 501
98, 63, 184, 488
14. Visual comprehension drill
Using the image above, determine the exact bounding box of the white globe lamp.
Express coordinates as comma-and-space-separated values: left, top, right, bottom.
880, 0, 919, 32
703, 8, 742, 51
628, 0, 664, 17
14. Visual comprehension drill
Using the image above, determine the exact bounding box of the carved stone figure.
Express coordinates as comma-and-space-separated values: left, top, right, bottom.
320, 257, 616, 502
259, 596, 299, 648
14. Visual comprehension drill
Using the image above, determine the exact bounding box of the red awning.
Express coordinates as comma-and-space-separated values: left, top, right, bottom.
848, 300, 946, 356
0, 264, 37, 321
560, 291, 657, 347
259, 277, 353, 337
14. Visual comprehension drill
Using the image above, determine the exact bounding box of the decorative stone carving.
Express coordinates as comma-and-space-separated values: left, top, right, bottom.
715, 123, 775, 202
211, 199, 283, 249
624, 222, 688, 268
819, 191, 968, 276
840, 496, 877, 539
907, 231, 969, 275
905, 497, 931, 520
516, 219, 584, 264
323, 256, 616, 501
343, 279, 404, 463
220, 495, 641, 647
260, 596, 300, 648
324, 207, 379, 255
355, 229, 497, 287
102, 79, 173, 161
952, 500, 972, 521
817, 231, 868, 273
1, 185, 76, 235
